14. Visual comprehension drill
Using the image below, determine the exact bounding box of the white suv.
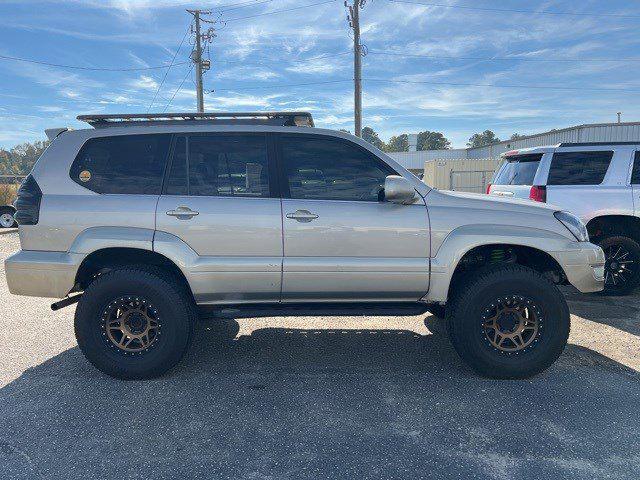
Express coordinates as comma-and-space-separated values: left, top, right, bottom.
489, 142, 640, 295
5, 112, 604, 379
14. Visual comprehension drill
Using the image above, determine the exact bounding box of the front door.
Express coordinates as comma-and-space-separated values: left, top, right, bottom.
155, 133, 282, 304
277, 134, 430, 302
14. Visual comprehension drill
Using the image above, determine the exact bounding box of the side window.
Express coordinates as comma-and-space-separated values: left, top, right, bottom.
547, 151, 613, 186
280, 135, 394, 201
164, 134, 270, 197
631, 151, 640, 185
70, 134, 170, 194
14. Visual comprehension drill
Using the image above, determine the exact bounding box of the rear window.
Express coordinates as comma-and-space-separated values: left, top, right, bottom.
70, 134, 170, 194
493, 154, 542, 185
547, 151, 613, 186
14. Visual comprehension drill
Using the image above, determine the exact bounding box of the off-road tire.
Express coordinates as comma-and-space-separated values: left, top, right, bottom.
446, 264, 570, 379
597, 235, 640, 296
427, 304, 446, 319
74, 267, 195, 380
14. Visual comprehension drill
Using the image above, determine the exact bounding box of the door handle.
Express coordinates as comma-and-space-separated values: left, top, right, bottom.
286, 209, 319, 222
166, 206, 199, 219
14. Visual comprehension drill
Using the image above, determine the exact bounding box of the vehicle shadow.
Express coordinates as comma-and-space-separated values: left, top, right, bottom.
562, 287, 640, 337
0, 320, 639, 480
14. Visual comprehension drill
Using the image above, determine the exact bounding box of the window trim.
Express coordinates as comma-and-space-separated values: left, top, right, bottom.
70, 133, 173, 195
631, 151, 640, 185
160, 132, 278, 199
274, 132, 398, 202
547, 150, 614, 186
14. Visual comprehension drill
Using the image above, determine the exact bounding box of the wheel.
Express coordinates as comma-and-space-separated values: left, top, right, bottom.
74, 267, 195, 379
427, 304, 446, 319
597, 235, 640, 296
446, 265, 570, 379
0, 207, 16, 228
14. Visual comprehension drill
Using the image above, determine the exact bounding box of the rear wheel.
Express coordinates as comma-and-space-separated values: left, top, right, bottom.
597, 235, 640, 296
0, 207, 16, 228
447, 265, 569, 379
74, 267, 195, 379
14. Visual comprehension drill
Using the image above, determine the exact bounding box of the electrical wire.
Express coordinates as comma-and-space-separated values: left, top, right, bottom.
0, 53, 190, 71
163, 65, 193, 112
388, 0, 640, 19
211, 79, 352, 92
148, 22, 192, 112
366, 50, 640, 63
223, 0, 336, 22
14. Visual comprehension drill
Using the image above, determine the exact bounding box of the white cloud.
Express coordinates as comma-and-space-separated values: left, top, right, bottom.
128, 75, 159, 91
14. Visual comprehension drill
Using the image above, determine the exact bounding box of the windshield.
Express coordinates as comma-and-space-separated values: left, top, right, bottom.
493, 154, 542, 185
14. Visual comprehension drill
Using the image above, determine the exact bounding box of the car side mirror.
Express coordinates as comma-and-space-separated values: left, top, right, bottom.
383, 175, 417, 204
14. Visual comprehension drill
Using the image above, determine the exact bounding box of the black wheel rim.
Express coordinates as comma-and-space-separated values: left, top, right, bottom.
604, 244, 637, 288
100, 296, 162, 355
481, 295, 543, 354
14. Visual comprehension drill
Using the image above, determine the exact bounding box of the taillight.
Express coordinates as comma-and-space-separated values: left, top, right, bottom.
486, 183, 492, 194
14, 174, 42, 225
529, 185, 546, 202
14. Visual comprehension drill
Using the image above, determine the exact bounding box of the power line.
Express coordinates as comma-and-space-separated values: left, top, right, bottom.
206, 77, 640, 93
0, 53, 190, 71
366, 50, 640, 63
148, 22, 192, 112
388, 0, 640, 19
214, 0, 276, 12
223, 0, 335, 22
163, 66, 193, 112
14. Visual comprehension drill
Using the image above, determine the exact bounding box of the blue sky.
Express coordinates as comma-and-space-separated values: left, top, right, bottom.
0, 0, 639, 149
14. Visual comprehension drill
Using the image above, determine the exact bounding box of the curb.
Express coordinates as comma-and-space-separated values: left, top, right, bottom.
0, 228, 18, 236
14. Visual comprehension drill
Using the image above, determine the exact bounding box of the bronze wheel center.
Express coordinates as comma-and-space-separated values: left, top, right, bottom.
482, 296, 541, 353
102, 297, 161, 353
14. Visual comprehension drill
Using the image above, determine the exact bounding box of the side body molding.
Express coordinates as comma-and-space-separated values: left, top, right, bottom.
424, 224, 582, 303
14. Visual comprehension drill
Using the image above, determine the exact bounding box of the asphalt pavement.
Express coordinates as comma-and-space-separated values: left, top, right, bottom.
0, 231, 638, 480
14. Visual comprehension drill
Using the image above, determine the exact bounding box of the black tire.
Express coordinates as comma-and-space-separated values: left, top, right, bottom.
446, 264, 570, 379
0, 207, 17, 228
427, 304, 446, 319
597, 235, 640, 296
74, 267, 195, 380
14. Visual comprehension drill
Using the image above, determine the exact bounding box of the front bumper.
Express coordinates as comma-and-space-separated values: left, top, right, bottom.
551, 242, 605, 293
5, 250, 84, 298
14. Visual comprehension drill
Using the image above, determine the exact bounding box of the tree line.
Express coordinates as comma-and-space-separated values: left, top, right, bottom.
0, 141, 50, 176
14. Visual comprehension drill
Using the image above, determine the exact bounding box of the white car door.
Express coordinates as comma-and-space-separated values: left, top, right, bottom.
277, 133, 430, 302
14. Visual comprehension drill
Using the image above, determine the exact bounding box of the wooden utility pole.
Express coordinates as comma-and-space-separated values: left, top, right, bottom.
187, 9, 213, 113
346, 1, 366, 137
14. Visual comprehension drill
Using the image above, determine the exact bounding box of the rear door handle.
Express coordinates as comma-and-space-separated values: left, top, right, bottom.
286, 209, 319, 222
166, 206, 199, 219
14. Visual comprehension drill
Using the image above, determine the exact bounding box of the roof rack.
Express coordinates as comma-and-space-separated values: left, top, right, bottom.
77, 111, 314, 128
558, 141, 640, 147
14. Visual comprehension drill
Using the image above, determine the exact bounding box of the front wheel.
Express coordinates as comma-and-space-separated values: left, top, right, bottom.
74, 267, 195, 379
598, 235, 640, 296
447, 265, 570, 379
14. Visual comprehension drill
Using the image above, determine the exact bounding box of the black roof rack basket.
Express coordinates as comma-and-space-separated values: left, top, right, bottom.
77, 111, 314, 128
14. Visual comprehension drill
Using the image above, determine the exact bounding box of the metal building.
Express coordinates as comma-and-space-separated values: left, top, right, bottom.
388, 121, 640, 191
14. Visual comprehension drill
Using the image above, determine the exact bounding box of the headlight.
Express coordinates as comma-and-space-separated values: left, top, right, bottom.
554, 211, 589, 242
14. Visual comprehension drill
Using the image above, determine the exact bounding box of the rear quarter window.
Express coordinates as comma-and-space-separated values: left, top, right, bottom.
493, 154, 542, 185
547, 151, 613, 186
70, 134, 171, 194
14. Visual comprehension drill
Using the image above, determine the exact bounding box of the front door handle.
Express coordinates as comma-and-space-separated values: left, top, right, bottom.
286, 209, 319, 223
166, 206, 199, 219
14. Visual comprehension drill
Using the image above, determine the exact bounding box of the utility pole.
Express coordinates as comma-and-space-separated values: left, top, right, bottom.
617, 112, 622, 123
346, 1, 367, 137
187, 9, 214, 113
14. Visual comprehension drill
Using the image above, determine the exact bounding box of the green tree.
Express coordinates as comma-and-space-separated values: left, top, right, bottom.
384, 134, 409, 152
417, 131, 451, 150
0, 140, 49, 175
467, 130, 501, 148
361, 126, 385, 150
510, 133, 525, 141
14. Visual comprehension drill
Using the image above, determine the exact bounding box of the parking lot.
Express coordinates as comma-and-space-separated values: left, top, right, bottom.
0, 231, 638, 480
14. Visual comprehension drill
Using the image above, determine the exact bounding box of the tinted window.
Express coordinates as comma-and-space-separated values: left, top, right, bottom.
70, 134, 170, 194
631, 151, 640, 184
547, 151, 613, 185
280, 136, 394, 201
493, 154, 542, 185
164, 134, 270, 197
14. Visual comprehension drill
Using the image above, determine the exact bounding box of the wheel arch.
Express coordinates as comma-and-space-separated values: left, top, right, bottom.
586, 215, 640, 242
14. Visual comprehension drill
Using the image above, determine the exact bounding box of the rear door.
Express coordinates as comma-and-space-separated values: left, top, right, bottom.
545, 147, 632, 222
489, 153, 543, 199
276, 133, 430, 302
155, 133, 282, 304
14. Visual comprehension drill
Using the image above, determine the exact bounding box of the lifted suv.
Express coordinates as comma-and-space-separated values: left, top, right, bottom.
489, 142, 640, 295
6, 112, 604, 379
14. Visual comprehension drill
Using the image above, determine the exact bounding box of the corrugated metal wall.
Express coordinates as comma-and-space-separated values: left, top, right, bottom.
423, 158, 503, 191
388, 122, 640, 170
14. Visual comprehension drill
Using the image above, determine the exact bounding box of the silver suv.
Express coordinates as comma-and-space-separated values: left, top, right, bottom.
489, 142, 640, 295
6, 112, 605, 380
